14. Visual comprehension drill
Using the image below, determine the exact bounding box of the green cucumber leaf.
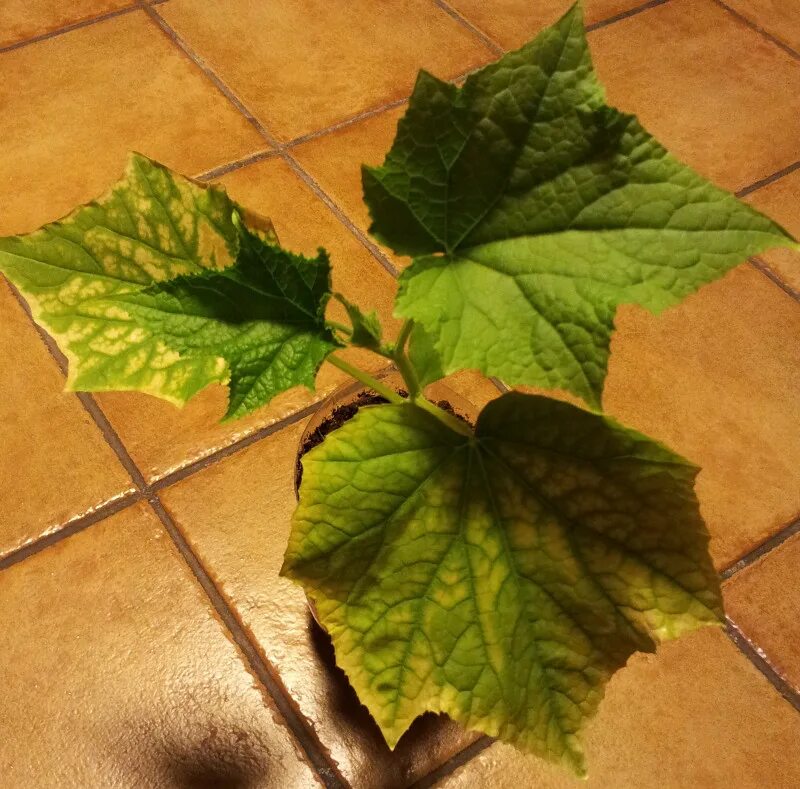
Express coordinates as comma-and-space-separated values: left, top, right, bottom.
335, 292, 384, 352
364, 2, 798, 407
408, 324, 446, 388
0, 153, 336, 419
283, 392, 722, 774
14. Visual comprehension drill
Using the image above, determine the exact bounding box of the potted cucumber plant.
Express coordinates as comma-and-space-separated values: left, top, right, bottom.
2, 3, 796, 776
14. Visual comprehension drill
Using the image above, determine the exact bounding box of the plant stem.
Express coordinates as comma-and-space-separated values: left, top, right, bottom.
413, 394, 474, 437
326, 354, 473, 438
391, 318, 421, 398
394, 319, 414, 354
326, 354, 405, 404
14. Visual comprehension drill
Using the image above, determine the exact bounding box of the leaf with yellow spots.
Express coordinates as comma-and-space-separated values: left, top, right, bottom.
0, 153, 336, 418
282, 392, 723, 775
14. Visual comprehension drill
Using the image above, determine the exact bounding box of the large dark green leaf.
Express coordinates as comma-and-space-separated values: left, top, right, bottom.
364, 3, 797, 405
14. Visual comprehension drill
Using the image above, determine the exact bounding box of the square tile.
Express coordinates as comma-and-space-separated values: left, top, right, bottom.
0, 278, 134, 559
0, 502, 319, 787
158, 0, 494, 141
437, 628, 800, 788
96, 157, 402, 482
292, 106, 407, 270
590, 0, 800, 191
157, 375, 498, 788
446, 0, 648, 50
724, 533, 800, 693
602, 265, 800, 569
744, 169, 800, 294
723, 0, 800, 53
0, 0, 132, 49
0, 11, 264, 236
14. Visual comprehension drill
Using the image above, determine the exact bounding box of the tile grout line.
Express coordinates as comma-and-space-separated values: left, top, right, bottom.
711, 0, 800, 63
0, 492, 143, 572
284, 96, 409, 150
735, 158, 800, 198
150, 401, 321, 491
0, 4, 140, 54
720, 515, 800, 580
748, 257, 800, 305
585, 0, 670, 32
138, 4, 276, 140
409, 736, 494, 789
726, 619, 800, 713
0, 0, 168, 54
431, 0, 504, 55
138, 1, 401, 286
196, 148, 279, 182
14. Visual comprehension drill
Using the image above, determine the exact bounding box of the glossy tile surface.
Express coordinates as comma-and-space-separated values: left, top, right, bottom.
725, 533, 800, 693
604, 265, 800, 569
158, 376, 496, 788
438, 628, 800, 788
293, 107, 407, 270
723, 0, 800, 52
0, 503, 318, 787
447, 0, 648, 50
0, 280, 134, 559
159, 0, 493, 141
0, 0, 132, 49
0, 11, 264, 236
2, 1, 800, 786
97, 157, 400, 482
590, 0, 800, 191
745, 168, 800, 293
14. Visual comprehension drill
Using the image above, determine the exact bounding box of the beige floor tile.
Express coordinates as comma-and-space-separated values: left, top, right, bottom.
96, 157, 401, 482
0, 0, 132, 49
0, 11, 264, 236
723, 0, 800, 53
744, 169, 800, 294
0, 279, 134, 559
292, 106, 408, 270
158, 0, 494, 142
0, 502, 319, 787
447, 0, 647, 50
601, 265, 800, 569
590, 0, 800, 192
725, 533, 800, 693
437, 628, 800, 788
158, 375, 497, 788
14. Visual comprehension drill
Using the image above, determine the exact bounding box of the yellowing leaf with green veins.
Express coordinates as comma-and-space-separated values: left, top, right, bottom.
0, 153, 336, 418
364, 2, 798, 407
283, 392, 722, 775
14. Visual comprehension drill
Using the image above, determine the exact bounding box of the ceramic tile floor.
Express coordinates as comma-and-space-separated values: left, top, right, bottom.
1, 1, 800, 787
